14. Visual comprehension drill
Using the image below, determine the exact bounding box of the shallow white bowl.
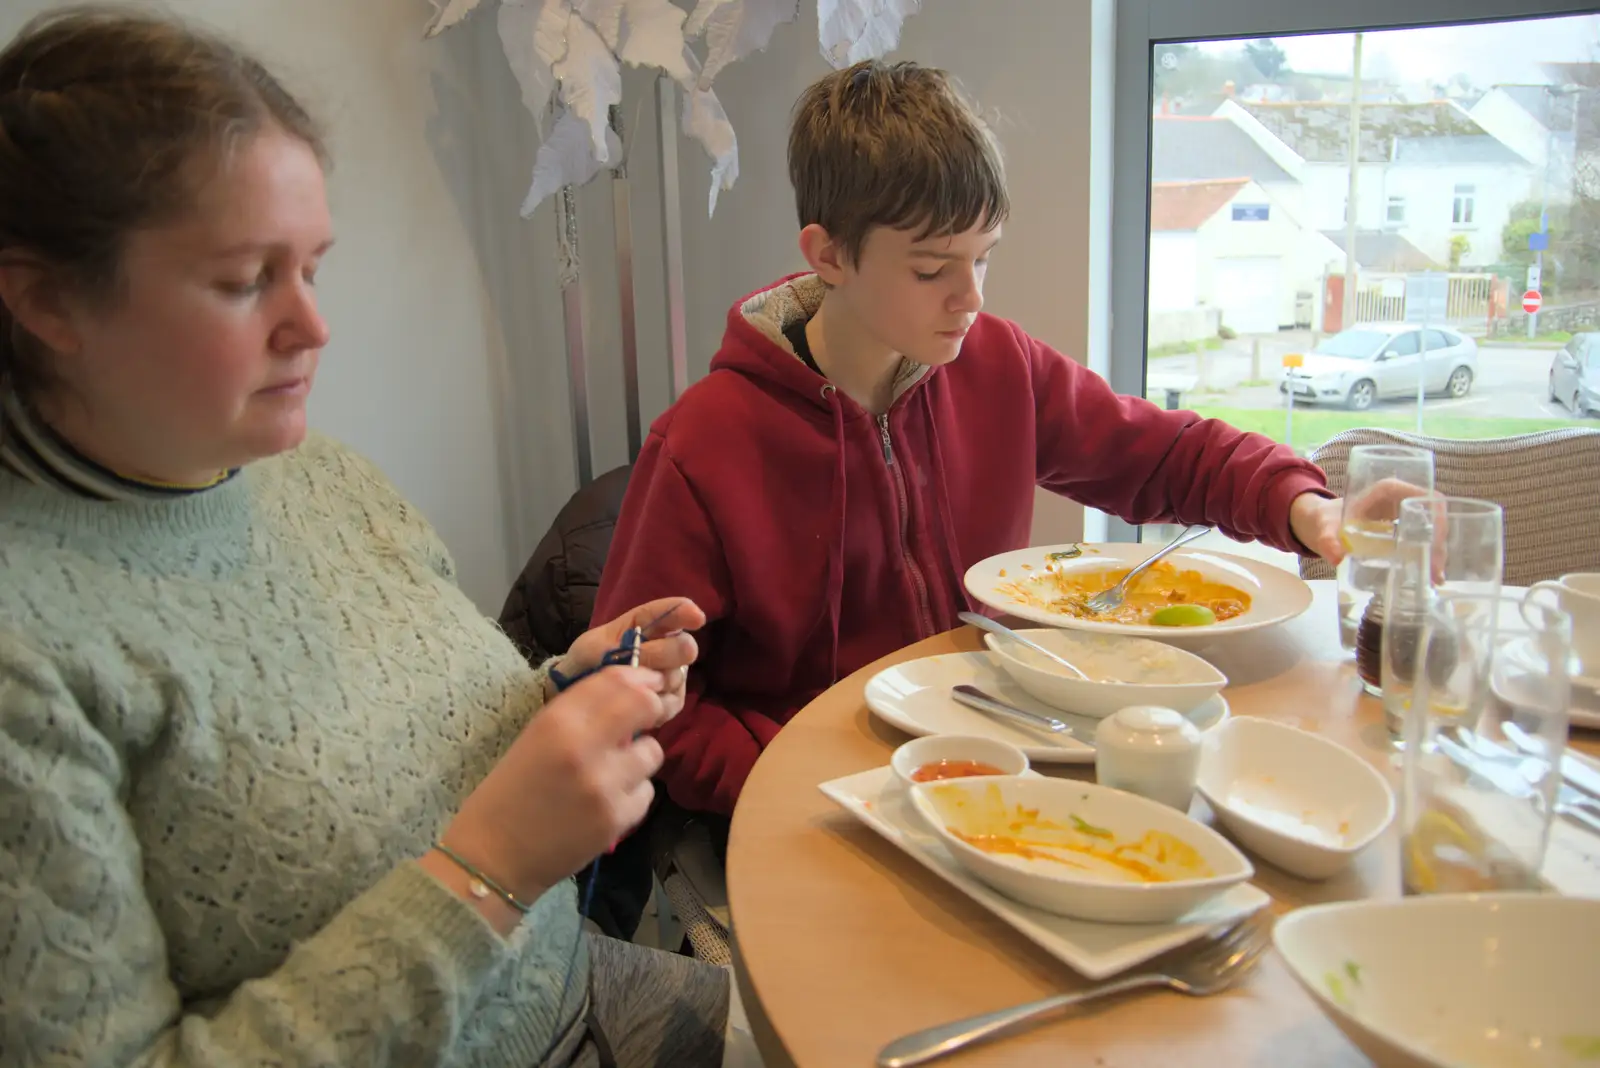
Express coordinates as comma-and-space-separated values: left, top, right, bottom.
983, 629, 1227, 718
964, 543, 1314, 640
889, 734, 1030, 789
1195, 718, 1394, 880
1275, 894, 1600, 1068
908, 775, 1252, 924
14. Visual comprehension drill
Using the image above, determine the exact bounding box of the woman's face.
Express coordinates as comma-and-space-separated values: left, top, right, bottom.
41, 128, 334, 483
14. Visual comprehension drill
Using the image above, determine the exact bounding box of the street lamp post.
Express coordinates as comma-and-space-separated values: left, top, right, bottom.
1532, 84, 1585, 339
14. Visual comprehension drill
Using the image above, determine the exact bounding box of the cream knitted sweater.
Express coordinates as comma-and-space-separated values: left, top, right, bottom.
0, 433, 585, 1066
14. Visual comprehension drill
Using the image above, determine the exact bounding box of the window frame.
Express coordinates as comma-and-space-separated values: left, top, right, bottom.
1109, 0, 1596, 542
1386, 330, 1423, 357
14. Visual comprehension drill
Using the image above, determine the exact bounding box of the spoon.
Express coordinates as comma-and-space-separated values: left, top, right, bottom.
958, 611, 1089, 680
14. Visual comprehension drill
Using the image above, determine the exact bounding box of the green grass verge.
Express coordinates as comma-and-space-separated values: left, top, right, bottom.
1149, 337, 1225, 360
1175, 404, 1582, 451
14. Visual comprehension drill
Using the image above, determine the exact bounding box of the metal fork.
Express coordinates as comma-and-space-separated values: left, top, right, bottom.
875, 913, 1271, 1067
1083, 524, 1213, 615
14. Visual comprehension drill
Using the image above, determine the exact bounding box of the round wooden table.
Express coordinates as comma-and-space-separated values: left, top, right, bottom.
725, 581, 1600, 1067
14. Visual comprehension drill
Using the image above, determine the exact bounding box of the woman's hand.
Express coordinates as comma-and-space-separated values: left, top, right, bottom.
441, 666, 671, 909
557, 598, 706, 719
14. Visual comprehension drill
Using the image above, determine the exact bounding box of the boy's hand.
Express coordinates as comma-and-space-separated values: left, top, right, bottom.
1289, 492, 1345, 563
1290, 481, 1431, 564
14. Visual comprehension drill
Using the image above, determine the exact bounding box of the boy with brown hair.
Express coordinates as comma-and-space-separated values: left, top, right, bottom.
595, 59, 1345, 832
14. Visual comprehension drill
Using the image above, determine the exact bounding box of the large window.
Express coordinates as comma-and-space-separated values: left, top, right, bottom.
1113, 0, 1600, 543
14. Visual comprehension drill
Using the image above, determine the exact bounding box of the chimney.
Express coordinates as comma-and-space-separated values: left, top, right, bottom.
1222, 80, 1236, 98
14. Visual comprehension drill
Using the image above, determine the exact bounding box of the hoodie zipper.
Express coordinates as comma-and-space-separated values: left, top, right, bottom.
878, 413, 937, 638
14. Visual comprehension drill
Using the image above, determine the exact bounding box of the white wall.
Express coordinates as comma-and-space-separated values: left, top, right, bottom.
1381, 163, 1536, 267
1191, 182, 1301, 329
1149, 232, 1199, 312
1300, 159, 1535, 268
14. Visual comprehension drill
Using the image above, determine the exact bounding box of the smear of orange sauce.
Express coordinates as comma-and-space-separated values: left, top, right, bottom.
999, 560, 1250, 625
930, 783, 1214, 884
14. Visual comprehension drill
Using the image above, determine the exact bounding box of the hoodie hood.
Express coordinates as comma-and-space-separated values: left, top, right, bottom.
712, 272, 930, 407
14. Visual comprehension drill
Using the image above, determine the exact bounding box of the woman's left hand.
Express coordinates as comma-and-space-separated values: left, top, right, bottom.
557, 598, 706, 719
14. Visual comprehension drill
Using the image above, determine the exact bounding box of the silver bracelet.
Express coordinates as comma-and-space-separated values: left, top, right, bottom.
433, 843, 533, 914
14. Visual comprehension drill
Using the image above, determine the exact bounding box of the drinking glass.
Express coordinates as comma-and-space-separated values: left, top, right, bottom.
1375, 496, 1504, 731
1399, 592, 1572, 895
1336, 444, 1435, 663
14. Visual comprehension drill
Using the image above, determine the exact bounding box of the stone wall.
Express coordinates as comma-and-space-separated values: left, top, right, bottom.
1489, 300, 1600, 338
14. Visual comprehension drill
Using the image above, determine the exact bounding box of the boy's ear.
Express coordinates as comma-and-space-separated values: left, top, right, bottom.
798, 223, 849, 286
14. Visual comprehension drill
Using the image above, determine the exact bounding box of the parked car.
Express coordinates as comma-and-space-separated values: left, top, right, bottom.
1549, 332, 1600, 418
1278, 323, 1478, 411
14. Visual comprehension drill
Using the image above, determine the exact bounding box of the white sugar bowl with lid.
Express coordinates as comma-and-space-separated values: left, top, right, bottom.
1095, 705, 1203, 812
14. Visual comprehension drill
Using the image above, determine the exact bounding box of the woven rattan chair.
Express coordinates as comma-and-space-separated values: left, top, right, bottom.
1301, 427, 1600, 585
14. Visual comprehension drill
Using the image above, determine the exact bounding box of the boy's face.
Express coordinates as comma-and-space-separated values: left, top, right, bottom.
823, 221, 1001, 367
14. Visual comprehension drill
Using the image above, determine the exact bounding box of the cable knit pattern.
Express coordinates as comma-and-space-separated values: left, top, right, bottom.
0, 433, 586, 1067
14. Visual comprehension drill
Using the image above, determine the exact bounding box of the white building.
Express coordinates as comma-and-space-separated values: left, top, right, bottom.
1149, 177, 1312, 335
1215, 99, 1537, 268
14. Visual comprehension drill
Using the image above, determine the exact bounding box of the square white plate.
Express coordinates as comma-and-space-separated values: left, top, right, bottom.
818, 764, 1271, 980
864, 652, 1229, 763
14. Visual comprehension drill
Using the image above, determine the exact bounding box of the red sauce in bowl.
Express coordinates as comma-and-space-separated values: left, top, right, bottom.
911, 759, 1005, 783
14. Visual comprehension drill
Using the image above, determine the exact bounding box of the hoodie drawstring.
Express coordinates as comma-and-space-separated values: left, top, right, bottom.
920, 389, 978, 617
820, 384, 847, 683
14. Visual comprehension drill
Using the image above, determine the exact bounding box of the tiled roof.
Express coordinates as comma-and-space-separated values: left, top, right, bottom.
1151, 178, 1249, 231
1150, 117, 1295, 184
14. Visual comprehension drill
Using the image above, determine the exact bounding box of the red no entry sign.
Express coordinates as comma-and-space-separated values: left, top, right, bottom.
1523, 290, 1543, 314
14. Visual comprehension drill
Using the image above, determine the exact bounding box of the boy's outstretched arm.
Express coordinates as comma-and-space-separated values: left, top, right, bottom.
1021, 325, 1336, 557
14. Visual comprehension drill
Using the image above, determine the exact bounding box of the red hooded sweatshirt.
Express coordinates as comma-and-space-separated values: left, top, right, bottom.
594, 275, 1329, 816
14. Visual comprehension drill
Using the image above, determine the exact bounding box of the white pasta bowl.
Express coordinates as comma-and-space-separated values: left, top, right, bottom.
908, 775, 1252, 923
983, 629, 1227, 718
1275, 894, 1600, 1068
1196, 718, 1394, 880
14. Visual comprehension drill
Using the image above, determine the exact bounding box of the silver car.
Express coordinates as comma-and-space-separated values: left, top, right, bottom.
1279, 322, 1478, 411
1548, 333, 1600, 418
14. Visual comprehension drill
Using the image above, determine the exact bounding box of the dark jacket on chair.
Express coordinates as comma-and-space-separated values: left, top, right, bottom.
498, 464, 633, 665
497, 464, 655, 941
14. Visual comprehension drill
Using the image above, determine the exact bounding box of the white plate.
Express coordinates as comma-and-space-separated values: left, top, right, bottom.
819, 765, 1270, 980
964, 543, 1314, 639
864, 652, 1230, 763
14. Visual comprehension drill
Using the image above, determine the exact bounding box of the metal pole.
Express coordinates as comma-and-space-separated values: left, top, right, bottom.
1533, 90, 1554, 340
1416, 296, 1428, 434
1284, 367, 1295, 450
1342, 32, 1365, 333
656, 75, 690, 400
557, 184, 593, 486
609, 105, 643, 461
